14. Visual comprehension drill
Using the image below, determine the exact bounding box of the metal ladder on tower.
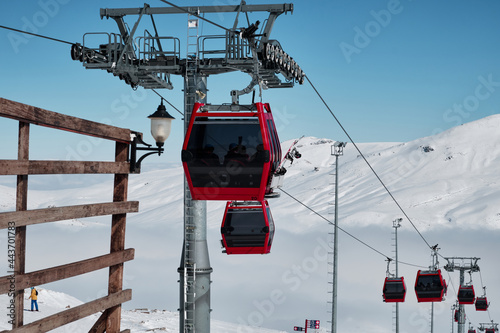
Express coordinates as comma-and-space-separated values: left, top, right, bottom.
326, 164, 338, 333
183, 186, 196, 332
186, 15, 199, 78
182, 15, 199, 333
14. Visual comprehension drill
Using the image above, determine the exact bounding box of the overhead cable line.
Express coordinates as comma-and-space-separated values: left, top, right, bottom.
0, 25, 74, 45
0, 25, 184, 118
280, 188, 426, 269
151, 89, 183, 116
304, 74, 435, 253
479, 270, 493, 322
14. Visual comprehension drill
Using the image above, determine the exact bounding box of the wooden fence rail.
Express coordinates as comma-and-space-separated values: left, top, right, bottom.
0, 98, 138, 333
0, 160, 131, 175
0, 201, 139, 229
0, 249, 135, 294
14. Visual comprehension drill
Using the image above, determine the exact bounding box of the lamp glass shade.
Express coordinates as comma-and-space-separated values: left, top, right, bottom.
150, 117, 172, 144
148, 102, 175, 145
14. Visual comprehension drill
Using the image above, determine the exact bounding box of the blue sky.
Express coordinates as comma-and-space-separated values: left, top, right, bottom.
2, 0, 500, 163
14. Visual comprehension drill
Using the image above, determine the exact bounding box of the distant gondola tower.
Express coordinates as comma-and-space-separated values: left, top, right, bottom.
329, 142, 346, 333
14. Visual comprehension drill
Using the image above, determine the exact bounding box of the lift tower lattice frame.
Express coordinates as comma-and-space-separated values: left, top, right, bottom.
444, 257, 480, 333
72, 3, 302, 333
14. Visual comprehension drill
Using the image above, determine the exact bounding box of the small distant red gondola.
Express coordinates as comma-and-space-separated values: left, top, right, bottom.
454, 309, 465, 322
485, 329, 495, 333
414, 269, 447, 302
382, 277, 407, 303
458, 285, 475, 305
220, 200, 275, 255
475, 296, 489, 311
182, 102, 282, 201
468, 329, 476, 333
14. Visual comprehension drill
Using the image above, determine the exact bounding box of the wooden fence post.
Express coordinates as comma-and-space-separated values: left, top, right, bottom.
14, 122, 29, 328
107, 142, 130, 333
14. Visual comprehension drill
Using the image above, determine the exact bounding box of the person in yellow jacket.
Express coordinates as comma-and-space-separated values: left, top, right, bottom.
28, 287, 39, 311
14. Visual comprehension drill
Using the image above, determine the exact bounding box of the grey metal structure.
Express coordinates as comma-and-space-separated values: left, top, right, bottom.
444, 257, 480, 333
392, 218, 402, 333
71, 3, 302, 91
72, 3, 302, 333
328, 142, 346, 333
479, 322, 499, 332
428, 246, 441, 333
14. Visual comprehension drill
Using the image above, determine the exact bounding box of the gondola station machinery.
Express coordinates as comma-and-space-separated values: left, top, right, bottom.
71, 2, 304, 333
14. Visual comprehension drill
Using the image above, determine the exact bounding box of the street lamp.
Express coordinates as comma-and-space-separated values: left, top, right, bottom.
129, 100, 175, 173
331, 141, 346, 156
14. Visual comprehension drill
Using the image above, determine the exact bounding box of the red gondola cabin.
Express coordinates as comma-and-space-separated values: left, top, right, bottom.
182, 103, 282, 201
454, 309, 465, 322
475, 296, 489, 311
458, 285, 475, 305
414, 270, 447, 302
220, 200, 275, 255
383, 277, 407, 303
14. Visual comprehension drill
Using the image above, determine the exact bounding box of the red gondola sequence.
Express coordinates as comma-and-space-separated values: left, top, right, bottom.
458, 285, 475, 305
182, 102, 282, 201
220, 200, 275, 255
414, 269, 447, 302
382, 277, 407, 303
475, 296, 489, 311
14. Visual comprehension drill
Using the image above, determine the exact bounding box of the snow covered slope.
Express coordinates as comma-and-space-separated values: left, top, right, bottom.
0, 289, 97, 332
1, 115, 499, 332
280, 114, 500, 232
0, 289, 287, 332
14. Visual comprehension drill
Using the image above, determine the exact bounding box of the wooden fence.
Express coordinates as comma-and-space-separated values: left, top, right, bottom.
0, 97, 138, 333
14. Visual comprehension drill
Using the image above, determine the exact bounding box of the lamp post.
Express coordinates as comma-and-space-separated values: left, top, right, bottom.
330, 141, 346, 333
129, 100, 175, 173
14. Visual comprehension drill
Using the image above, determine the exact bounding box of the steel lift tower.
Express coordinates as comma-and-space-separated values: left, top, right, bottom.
72, 2, 302, 333
444, 257, 480, 333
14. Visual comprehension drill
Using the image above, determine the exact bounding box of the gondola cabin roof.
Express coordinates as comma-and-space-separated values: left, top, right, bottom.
220, 200, 275, 255
458, 285, 475, 305
182, 102, 282, 201
414, 269, 447, 302
382, 277, 407, 303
